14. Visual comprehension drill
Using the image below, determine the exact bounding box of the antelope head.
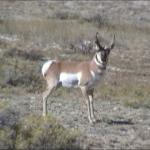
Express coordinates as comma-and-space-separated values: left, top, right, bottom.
95, 32, 115, 64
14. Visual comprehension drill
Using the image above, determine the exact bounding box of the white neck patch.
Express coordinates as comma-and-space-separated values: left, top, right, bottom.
94, 53, 103, 66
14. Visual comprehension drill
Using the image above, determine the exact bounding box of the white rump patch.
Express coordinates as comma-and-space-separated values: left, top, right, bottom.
42, 60, 56, 77
59, 72, 82, 87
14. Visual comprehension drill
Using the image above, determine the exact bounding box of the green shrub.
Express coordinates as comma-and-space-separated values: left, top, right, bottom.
15, 115, 80, 150
0, 128, 14, 149
0, 112, 81, 150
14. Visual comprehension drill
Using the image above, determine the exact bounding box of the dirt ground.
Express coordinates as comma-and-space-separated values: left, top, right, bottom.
1, 90, 150, 149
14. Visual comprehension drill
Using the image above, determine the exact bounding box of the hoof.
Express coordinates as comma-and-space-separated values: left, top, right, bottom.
89, 119, 93, 124
89, 118, 97, 124
92, 118, 97, 123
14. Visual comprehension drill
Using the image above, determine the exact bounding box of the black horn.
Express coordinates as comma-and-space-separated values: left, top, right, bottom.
95, 32, 104, 50
109, 34, 115, 49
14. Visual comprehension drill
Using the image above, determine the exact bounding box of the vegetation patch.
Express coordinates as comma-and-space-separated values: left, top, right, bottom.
15, 115, 80, 150
0, 17, 150, 108
98, 78, 150, 109
0, 100, 9, 111
0, 114, 80, 150
0, 49, 45, 93
4, 48, 44, 61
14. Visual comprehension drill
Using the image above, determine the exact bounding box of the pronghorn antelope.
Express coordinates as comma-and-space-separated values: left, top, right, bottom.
42, 32, 115, 124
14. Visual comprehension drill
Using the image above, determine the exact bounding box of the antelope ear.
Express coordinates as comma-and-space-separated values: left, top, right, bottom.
95, 32, 104, 51
109, 34, 115, 50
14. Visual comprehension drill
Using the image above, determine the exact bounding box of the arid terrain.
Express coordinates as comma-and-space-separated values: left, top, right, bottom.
0, 1, 150, 149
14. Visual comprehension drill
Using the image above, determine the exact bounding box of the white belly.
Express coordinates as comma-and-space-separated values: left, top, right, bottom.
59, 72, 81, 88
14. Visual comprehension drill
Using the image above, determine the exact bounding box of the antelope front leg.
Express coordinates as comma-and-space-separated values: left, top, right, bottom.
86, 98, 93, 124
80, 87, 93, 124
89, 95, 96, 123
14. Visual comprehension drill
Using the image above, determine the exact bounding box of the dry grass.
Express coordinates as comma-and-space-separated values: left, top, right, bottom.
0, 112, 80, 150
15, 115, 80, 150
0, 19, 98, 46
0, 18, 150, 50
0, 51, 45, 94
0, 17, 150, 108
97, 75, 150, 108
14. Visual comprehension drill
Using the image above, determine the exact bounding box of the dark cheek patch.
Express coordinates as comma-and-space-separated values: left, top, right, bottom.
102, 50, 110, 62
101, 52, 106, 62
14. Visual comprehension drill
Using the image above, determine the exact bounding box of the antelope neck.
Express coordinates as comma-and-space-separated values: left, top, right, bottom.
93, 53, 106, 69
90, 57, 106, 75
